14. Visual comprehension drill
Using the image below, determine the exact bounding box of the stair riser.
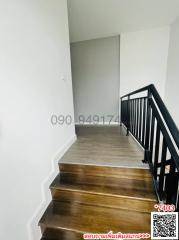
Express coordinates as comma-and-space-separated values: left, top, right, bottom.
51, 189, 155, 213
59, 173, 153, 190
59, 164, 152, 180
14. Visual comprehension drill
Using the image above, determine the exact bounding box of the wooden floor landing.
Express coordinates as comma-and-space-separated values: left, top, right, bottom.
61, 126, 146, 168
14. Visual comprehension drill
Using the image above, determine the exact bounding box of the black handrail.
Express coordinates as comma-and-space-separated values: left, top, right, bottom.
121, 84, 179, 149
121, 84, 179, 211
121, 84, 151, 99
150, 84, 179, 149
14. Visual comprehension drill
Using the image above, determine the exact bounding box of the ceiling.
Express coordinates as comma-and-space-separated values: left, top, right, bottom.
67, 0, 179, 42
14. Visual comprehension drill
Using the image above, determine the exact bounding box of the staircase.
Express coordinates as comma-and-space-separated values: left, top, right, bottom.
39, 84, 179, 239
39, 163, 156, 239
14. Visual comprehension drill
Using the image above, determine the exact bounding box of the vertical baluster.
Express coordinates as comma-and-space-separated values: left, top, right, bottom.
137, 99, 139, 139
134, 99, 137, 137
126, 100, 128, 127
144, 89, 152, 162
149, 113, 155, 163
122, 101, 124, 124
126, 96, 130, 135
132, 99, 135, 135
123, 100, 125, 125
135, 99, 137, 137
135, 99, 138, 138
129, 99, 132, 132
122, 101, 124, 125
138, 98, 140, 141
130, 100, 133, 134
136, 99, 140, 140
142, 98, 147, 147
126, 100, 128, 126
159, 139, 167, 199
121, 100, 123, 124
153, 124, 160, 179
120, 99, 123, 125
124, 101, 126, 126
139, 98, 143, 143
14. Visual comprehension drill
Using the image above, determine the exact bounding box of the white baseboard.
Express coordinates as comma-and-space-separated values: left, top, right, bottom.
121, 124, 144, 151
27, 134, 77, 240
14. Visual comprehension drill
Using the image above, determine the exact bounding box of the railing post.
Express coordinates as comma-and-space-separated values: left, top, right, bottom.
126, 96, 130, 136
143, 88, 152, 163
120, 98, 122, 126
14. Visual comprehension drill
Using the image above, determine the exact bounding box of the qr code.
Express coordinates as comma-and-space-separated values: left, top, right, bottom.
151, 212, 178, 239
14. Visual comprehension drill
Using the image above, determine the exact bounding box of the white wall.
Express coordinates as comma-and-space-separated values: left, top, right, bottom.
165, 17, 179, 128
0, 1, 75, 240
71, 36, 120, 124
120, 27, 170, 97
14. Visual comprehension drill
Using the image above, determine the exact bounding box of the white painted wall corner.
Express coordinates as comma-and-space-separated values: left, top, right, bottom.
27, 133, 77, 240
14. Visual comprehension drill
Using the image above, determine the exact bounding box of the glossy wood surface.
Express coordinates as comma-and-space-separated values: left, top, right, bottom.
51, 173, 156, 201
39, 126, 156, 239
59, 163, 151, 180
40, 201, 151, 234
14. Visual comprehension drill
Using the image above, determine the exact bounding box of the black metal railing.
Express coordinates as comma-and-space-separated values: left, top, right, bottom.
121, 84, 179, 211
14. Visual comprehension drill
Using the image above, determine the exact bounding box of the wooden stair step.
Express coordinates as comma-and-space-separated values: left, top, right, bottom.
51, 174, 156, 200
59, 172, 154, 189
59, 163, 151, 180
50, 175, 156, 212
39, 201, 151, 238
41, 228, 82, 240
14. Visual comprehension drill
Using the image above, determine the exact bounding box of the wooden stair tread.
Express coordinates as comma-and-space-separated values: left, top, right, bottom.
39, 201, 151, 234
51, 174, 156, 201
59, 163, 151, 180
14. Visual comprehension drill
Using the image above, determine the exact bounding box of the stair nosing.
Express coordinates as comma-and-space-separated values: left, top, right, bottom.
59, 172, 153, 180
50, 183, 157, 202
59, 163, 150, 171
40, 222, 89, 235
